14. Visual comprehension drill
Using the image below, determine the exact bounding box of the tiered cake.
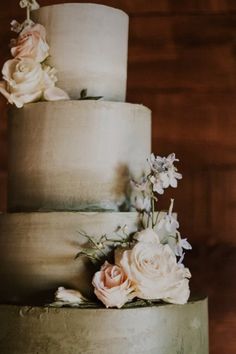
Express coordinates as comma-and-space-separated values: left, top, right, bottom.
0, 3, 208, 354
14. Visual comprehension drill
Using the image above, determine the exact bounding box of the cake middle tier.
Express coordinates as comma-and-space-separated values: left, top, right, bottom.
8, 101, 151, 212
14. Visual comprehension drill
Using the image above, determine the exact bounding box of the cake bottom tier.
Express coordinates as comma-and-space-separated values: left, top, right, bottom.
0, 298, 208, 354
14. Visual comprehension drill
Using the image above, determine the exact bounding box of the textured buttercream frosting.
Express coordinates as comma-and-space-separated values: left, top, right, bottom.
32, 3, 129, 100
0, 4, 209, 354
0, 298, 208, 354
8, 100, 151, 212
0, 211, 162, 304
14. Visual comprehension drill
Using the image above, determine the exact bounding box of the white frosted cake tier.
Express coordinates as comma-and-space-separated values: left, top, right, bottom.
8, 100, 151, 212
32, 3, 129, 101
0, 211, 163, 304
0, 299, 208, 354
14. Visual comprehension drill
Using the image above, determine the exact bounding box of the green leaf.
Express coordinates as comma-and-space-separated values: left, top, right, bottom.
80, 89, 87, 99
78, 88, 103, 101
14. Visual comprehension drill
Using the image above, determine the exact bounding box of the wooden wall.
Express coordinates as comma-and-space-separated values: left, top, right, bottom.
1, 1, 236, 353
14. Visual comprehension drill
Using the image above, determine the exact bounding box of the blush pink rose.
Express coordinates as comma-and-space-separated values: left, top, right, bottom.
92, 261, 134, 308
11, 24, 49, 63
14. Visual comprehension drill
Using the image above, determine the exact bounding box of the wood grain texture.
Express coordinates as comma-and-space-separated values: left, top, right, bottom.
189, 244, 236, 354
128, 14, 236, 93
2, 0, 236, 14
0, 1, 236, 353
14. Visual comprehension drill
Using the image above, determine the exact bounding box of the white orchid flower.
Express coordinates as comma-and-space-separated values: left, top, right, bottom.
157, 199, 179, 237
148, 153, 182, 194
150, 175, 164, 195
130, 177, 148, 192
163, 153, 179, 168
175, 232, 192, 258
148, 153, 165, 173
166, 165, 182, 188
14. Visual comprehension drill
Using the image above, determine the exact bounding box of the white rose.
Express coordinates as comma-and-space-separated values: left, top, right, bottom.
0, 58, 44, 107
92, 261, 134, 308
0, 58, 69, 107
119, 239, 191, 305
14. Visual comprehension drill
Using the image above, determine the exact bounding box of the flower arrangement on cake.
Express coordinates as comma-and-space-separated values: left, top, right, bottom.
53, 153, 192, 308
0, 0, 69, 107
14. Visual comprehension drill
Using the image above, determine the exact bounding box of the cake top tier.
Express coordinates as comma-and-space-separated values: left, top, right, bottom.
31, 3, 129, 101
0, 2, 129, 107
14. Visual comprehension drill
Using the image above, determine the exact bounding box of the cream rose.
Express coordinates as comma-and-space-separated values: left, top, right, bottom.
0, 58, 69, 107
119, 232, 191, 304
0, 58, 44, 107
92, 261, 134, 308
11, 24, 49, 63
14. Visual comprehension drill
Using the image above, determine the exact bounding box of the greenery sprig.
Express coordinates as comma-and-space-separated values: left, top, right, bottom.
75, 226, 133, 265
78, 89, 103, 101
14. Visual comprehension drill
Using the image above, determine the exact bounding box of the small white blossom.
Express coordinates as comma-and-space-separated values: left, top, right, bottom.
133, 195, 151, 213
130, 177, 148, 193
157, 211, 179, 235
165, 164, 182, 188
10, 20, 24, 33
157, 199, 179, 237
19, 0, 40, 11
156, 199, 192, 261
148, 153, 182, 195
147, 153, 165, 173
163, 153, 179, 169
150, 175, 164, 194
175, 232, 192, 258
55, 287, 89, 304
130, 176, 152, 213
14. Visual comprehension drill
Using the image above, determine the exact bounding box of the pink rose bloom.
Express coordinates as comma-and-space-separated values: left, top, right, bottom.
11, 24, 49, 63
92, 261, 134, 308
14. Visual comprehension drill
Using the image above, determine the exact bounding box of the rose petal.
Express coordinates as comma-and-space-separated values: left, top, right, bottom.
2, 59, 18, 83
55, 287, 89, 304
0, 81, 11, 101
43, 87, 70, 102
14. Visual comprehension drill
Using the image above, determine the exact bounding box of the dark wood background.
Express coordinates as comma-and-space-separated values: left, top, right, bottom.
1, 1, 236, 352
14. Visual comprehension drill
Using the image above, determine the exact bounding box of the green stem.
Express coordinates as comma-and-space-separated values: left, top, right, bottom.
154, 211, 160, 227
77, 231, 107, 258
26, 5, 30, 23
106, 238, 128, 244
151, 197, 155, 228
147, 212, 150, 228
87, 235, 107, 257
